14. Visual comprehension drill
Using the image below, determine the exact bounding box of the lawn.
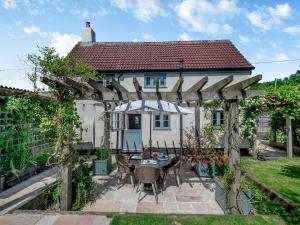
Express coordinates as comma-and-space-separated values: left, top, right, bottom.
241, 157, 300, 206
111, 215, 286, 225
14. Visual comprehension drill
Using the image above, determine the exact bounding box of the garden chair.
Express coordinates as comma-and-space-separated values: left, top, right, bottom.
162, 155, 181, 190
135, 165, 161, 203
115, 154, 136, 189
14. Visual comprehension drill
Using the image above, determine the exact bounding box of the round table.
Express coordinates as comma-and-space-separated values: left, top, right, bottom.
129, 154, 172, 168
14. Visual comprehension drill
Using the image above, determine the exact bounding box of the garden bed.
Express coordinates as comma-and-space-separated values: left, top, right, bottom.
269, 141, 300, 156
1, 160, 53, 192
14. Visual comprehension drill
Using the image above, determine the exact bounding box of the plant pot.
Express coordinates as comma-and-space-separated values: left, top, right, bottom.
93, 158, 112, 175
195, 160, 215, 177
0, 175, 5, 192
214, 177, 251, 215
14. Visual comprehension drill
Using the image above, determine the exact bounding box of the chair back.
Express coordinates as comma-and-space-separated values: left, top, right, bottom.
170, 156, 181, 172
136, 166, 160, 183
116, 154, 130, 173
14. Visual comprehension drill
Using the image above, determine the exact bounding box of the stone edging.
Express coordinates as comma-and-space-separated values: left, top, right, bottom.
244, 173, 296, 211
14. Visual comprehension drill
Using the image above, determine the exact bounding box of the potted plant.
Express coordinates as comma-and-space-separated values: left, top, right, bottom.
184, 126, 222, 178
214, 170, 251, 215
93, 148, 112, 175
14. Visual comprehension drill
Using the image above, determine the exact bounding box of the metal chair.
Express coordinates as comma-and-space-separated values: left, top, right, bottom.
162, 155, 181, 189
136, 166, 161, 203
115, 154, 136, 188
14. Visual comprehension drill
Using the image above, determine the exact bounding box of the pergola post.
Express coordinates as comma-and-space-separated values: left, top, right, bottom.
227, 100, 241, 214
104, 103, 110, 148
286, 118, 293, 158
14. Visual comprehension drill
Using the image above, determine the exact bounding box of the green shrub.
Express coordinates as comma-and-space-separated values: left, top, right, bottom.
71, 158, 96, 210
95, 148, 111, 160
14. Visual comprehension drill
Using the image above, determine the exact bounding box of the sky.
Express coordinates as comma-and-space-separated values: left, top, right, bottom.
1, 0, 300, 90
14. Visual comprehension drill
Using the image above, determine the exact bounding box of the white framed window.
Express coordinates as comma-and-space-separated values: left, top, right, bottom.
144, 73, 166, 88
111, 113, 123, 130
212, 110, 224, 127
153, 113, 170, 129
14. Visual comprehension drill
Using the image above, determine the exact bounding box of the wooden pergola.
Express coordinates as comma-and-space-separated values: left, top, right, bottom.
40, 74, 264, 213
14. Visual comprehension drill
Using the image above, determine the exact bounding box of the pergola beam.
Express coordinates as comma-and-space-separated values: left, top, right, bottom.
223, 74, 262, 92
172, 77, 184, 92
202, 75, 233, 92
186, 76, 208, 92
133, 76, 143, 99
111, 79, 129, 100
87, 78, 117, 101
41, 76, 73, 93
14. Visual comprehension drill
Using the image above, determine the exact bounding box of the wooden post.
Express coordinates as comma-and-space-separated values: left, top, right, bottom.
195, 102, 200, 137
286, 118, 293, 158
60, 163, 72, 210
227, 100, 241, 214
60, 121, 73, 210
104, 103, 110, 148
223, 101, 229, 158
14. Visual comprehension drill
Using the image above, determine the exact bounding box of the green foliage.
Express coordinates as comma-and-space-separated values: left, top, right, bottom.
240, 97, 265, 147
71, 157, 96, 210
0, 96, 57, 177
95, 148, 112, 160
244, 181, 300, 224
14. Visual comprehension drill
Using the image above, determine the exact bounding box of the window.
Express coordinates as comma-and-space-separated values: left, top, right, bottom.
99, 74, 115, 87
144, 73, 166, 88
154, 113, 170, 129
111, 113, 123, 130
212, 111, 224, 127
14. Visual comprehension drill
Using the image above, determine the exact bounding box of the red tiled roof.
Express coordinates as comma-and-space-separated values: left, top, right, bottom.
70, 40, 254, 72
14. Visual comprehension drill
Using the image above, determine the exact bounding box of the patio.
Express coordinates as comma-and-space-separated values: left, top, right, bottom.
83, 156, 223, 214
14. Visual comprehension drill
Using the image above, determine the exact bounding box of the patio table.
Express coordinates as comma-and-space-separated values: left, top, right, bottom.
129, 153, 171, 168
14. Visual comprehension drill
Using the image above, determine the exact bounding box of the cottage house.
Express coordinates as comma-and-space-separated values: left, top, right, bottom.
71, 22, 255, 151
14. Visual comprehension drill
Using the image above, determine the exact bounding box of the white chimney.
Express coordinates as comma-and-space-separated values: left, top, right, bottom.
81, 21, 96, 42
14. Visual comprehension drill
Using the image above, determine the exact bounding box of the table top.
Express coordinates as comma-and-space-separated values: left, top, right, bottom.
129, 154, 171, 168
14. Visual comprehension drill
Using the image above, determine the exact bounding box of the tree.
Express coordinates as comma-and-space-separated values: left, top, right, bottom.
27, 47, 96, 210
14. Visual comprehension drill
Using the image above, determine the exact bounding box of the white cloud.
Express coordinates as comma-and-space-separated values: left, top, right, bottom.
238, 35, 251, 44
179, 32, 190, 41
142, 33, 155, 41
172, 0, 239, 35
49, 33, 81, 56
110, 0, 132, 10
247, 3, 291, 31
23, 26, 40, 34
274, 53, 289, 61
22, 25, 80, 56
2, 0, 17, 9
74, 7, 107, 18
283, 25, 300, 35
110, 0, 165, 22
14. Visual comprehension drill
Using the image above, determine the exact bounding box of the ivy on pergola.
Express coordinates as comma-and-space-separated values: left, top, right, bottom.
42, 72, 263, 214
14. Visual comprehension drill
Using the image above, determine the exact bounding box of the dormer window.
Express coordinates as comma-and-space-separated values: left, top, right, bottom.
144, 73, 166, 88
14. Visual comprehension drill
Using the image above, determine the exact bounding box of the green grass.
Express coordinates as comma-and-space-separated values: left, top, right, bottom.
241, 157, 300, 206
111, 214, 286, 225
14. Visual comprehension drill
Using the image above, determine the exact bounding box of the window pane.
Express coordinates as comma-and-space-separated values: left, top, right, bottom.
145, 77, 151, 86
163, 120, 169, 128
160, 75, 166, 86
155, 120, 160, 128
155, 115, 160, 121
163, 115, 168, 121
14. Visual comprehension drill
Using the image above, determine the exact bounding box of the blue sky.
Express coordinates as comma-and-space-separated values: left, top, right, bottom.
1, 0, 300, 90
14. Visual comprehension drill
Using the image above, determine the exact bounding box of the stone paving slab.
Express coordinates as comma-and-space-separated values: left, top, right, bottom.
83, 164, 223, 215
0, 213, 111, 225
